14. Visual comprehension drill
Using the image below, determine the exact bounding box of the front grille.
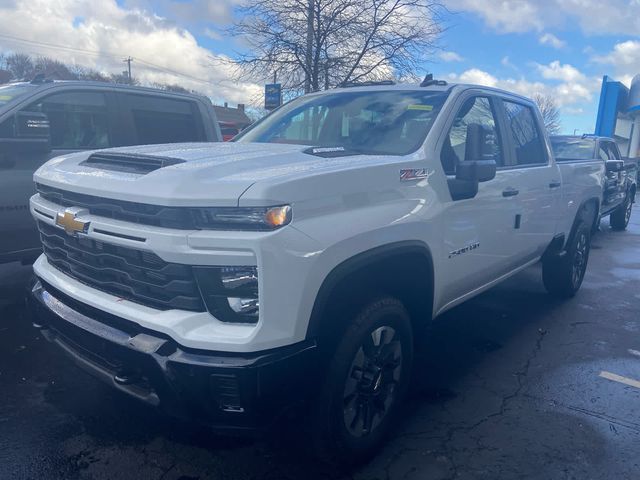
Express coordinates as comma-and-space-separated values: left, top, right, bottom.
38, 221, 205, 312
36, 183, 196, 229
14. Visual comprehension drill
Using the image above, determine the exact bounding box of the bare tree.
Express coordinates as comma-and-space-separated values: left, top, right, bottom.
6, 53, 34, 80
227, 0, 445, 93
33, 56, 76, 80
533, 93, 561, 135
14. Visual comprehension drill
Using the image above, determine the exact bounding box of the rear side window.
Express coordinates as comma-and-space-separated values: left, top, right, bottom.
125, 94, 202, 145
603, 141, 621, 160
24, 91, 111, 149
550, 138, 595, 161
503, 101, 546, 166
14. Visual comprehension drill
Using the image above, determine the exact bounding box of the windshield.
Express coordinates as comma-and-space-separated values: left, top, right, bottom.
236, 90, 449, 155
0, 83, 38, 108
551, 137, 595, 161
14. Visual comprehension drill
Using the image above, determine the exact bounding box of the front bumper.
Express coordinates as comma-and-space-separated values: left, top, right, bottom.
29, 279, 318, 432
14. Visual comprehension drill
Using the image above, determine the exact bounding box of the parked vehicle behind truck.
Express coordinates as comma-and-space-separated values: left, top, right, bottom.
29, 80, 601, 463
551, 135, 637, 230
0, 79, 221, 265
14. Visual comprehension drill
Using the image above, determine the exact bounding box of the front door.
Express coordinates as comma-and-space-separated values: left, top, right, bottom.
438, 94, 521, 309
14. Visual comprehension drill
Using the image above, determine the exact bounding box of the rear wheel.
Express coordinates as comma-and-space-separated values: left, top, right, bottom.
311, 296, 413, 465
542, 220, 591, 298
610, 194, 633, 231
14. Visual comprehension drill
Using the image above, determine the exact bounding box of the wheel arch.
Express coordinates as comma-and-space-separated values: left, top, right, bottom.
570, 197, 600, 246
306, 241, 434, 344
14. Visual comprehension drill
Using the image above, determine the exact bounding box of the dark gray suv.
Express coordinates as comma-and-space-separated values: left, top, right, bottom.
0, 79, 221, 264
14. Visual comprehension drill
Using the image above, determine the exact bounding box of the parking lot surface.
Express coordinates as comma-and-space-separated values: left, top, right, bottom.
1, 213, 639, 480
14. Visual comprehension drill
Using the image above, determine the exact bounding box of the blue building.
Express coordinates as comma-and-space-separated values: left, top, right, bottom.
595, 75, 640, 158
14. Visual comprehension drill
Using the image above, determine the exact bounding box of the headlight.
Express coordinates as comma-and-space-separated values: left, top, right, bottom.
191, 205, 291, 231
194, 266, 259, 323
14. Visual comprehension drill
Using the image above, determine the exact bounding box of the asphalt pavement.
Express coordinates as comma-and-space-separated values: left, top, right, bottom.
1, 212, 639, 480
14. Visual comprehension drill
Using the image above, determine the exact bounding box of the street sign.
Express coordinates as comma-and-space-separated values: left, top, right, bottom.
265, 83, 282, 110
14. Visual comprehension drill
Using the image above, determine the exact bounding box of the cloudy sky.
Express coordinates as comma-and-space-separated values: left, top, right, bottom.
1, 0, 639, 133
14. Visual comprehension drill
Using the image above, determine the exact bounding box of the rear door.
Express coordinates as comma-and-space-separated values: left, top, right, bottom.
498, 99, 561, 259
0, 88, 119, 261
601, 140, 626, 212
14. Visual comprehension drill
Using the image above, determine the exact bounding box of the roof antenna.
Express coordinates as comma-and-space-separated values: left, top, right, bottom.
30, 73, 52, 84
420, 73, 447, 87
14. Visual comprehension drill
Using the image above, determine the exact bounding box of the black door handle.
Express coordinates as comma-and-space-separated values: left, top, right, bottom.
549, 181, 561, 189
502, 188, 519, 197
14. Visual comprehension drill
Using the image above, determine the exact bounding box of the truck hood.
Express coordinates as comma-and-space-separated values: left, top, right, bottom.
34, 142, 376, 207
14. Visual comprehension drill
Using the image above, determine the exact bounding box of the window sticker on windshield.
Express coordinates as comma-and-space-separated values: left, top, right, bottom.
0, 95, 13, 101
407, 104, 433, 111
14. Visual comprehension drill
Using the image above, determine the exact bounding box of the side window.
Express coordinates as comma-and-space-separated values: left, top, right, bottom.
24, 92, 111, 149
503, 101, 546, 166
605, 142, 621, 160
279, 106, 328, 143
0, 116, 14, 138
440, 96, 502, 175
598, 143, 609, 161
125, 95, 202, 145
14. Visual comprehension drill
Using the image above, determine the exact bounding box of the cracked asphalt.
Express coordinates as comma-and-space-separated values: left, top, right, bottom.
1, 212, 639, 480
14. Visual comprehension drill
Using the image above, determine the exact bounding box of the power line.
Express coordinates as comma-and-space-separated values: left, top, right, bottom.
0, 32, 215, 86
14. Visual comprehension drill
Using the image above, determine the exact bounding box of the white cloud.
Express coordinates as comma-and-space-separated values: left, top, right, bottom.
539, 33, 566, 49
446, 0, 640, 36
455, 68, 498, 87
203, 27, 222, 41
449, 62, 599, 107
439, 51, 464, 62
536, 61, 585, 83
592, 41, 640, 86
0, 0, 262, 106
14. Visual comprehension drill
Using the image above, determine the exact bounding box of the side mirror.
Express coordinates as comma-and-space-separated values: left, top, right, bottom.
605, 159, 624, 173
456, 159, 497, 183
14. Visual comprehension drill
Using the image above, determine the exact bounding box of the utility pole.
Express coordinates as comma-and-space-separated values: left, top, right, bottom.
123, 57, 133, 84
304, 0, 314, 93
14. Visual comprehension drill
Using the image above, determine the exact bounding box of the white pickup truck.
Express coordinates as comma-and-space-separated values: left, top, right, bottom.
29, 80, 601, 463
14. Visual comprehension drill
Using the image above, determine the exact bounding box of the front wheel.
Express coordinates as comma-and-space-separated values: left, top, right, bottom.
542, 220, 591, 298
610, 194, 633, 231
311, 296, 413, 465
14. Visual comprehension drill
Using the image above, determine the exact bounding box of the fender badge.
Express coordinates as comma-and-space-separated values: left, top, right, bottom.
400, 168, 433, 182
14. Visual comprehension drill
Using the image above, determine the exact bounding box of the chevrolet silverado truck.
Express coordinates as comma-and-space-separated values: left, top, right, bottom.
28, 80, 600, 463
0, 78, 221, 265
551, 135, 636, 231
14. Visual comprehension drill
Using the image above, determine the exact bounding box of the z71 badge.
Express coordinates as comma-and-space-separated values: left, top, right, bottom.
400, 168, 434, 182
449, 242, 480, 258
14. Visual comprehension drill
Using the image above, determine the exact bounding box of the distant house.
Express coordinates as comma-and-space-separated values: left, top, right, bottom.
212, 103, 252, 130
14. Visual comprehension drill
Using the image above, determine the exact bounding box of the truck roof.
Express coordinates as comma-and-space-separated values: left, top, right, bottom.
551, 134, 615, 142
2, 79, 209, 102
328, 81, 536, 104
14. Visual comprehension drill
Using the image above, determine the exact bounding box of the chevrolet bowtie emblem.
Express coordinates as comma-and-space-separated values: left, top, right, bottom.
55, 208, 90, 236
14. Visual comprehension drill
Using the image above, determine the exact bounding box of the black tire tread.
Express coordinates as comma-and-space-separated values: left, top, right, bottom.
542, 220, 590, 298
610, 195, 631, 231
311, 296, 413, 466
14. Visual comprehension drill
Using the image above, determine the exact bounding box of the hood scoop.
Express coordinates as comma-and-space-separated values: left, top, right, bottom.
81, 152, 186, 174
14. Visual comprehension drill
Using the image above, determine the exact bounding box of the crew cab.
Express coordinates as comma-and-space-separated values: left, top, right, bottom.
551, 135, 637, 230
28, 81, 599, 463
0, 79, 221, 265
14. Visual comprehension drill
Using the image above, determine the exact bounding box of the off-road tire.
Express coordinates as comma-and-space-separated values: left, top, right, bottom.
610, 194, 632, 231
542, 220, 591, 298
311, 296, 413, 466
